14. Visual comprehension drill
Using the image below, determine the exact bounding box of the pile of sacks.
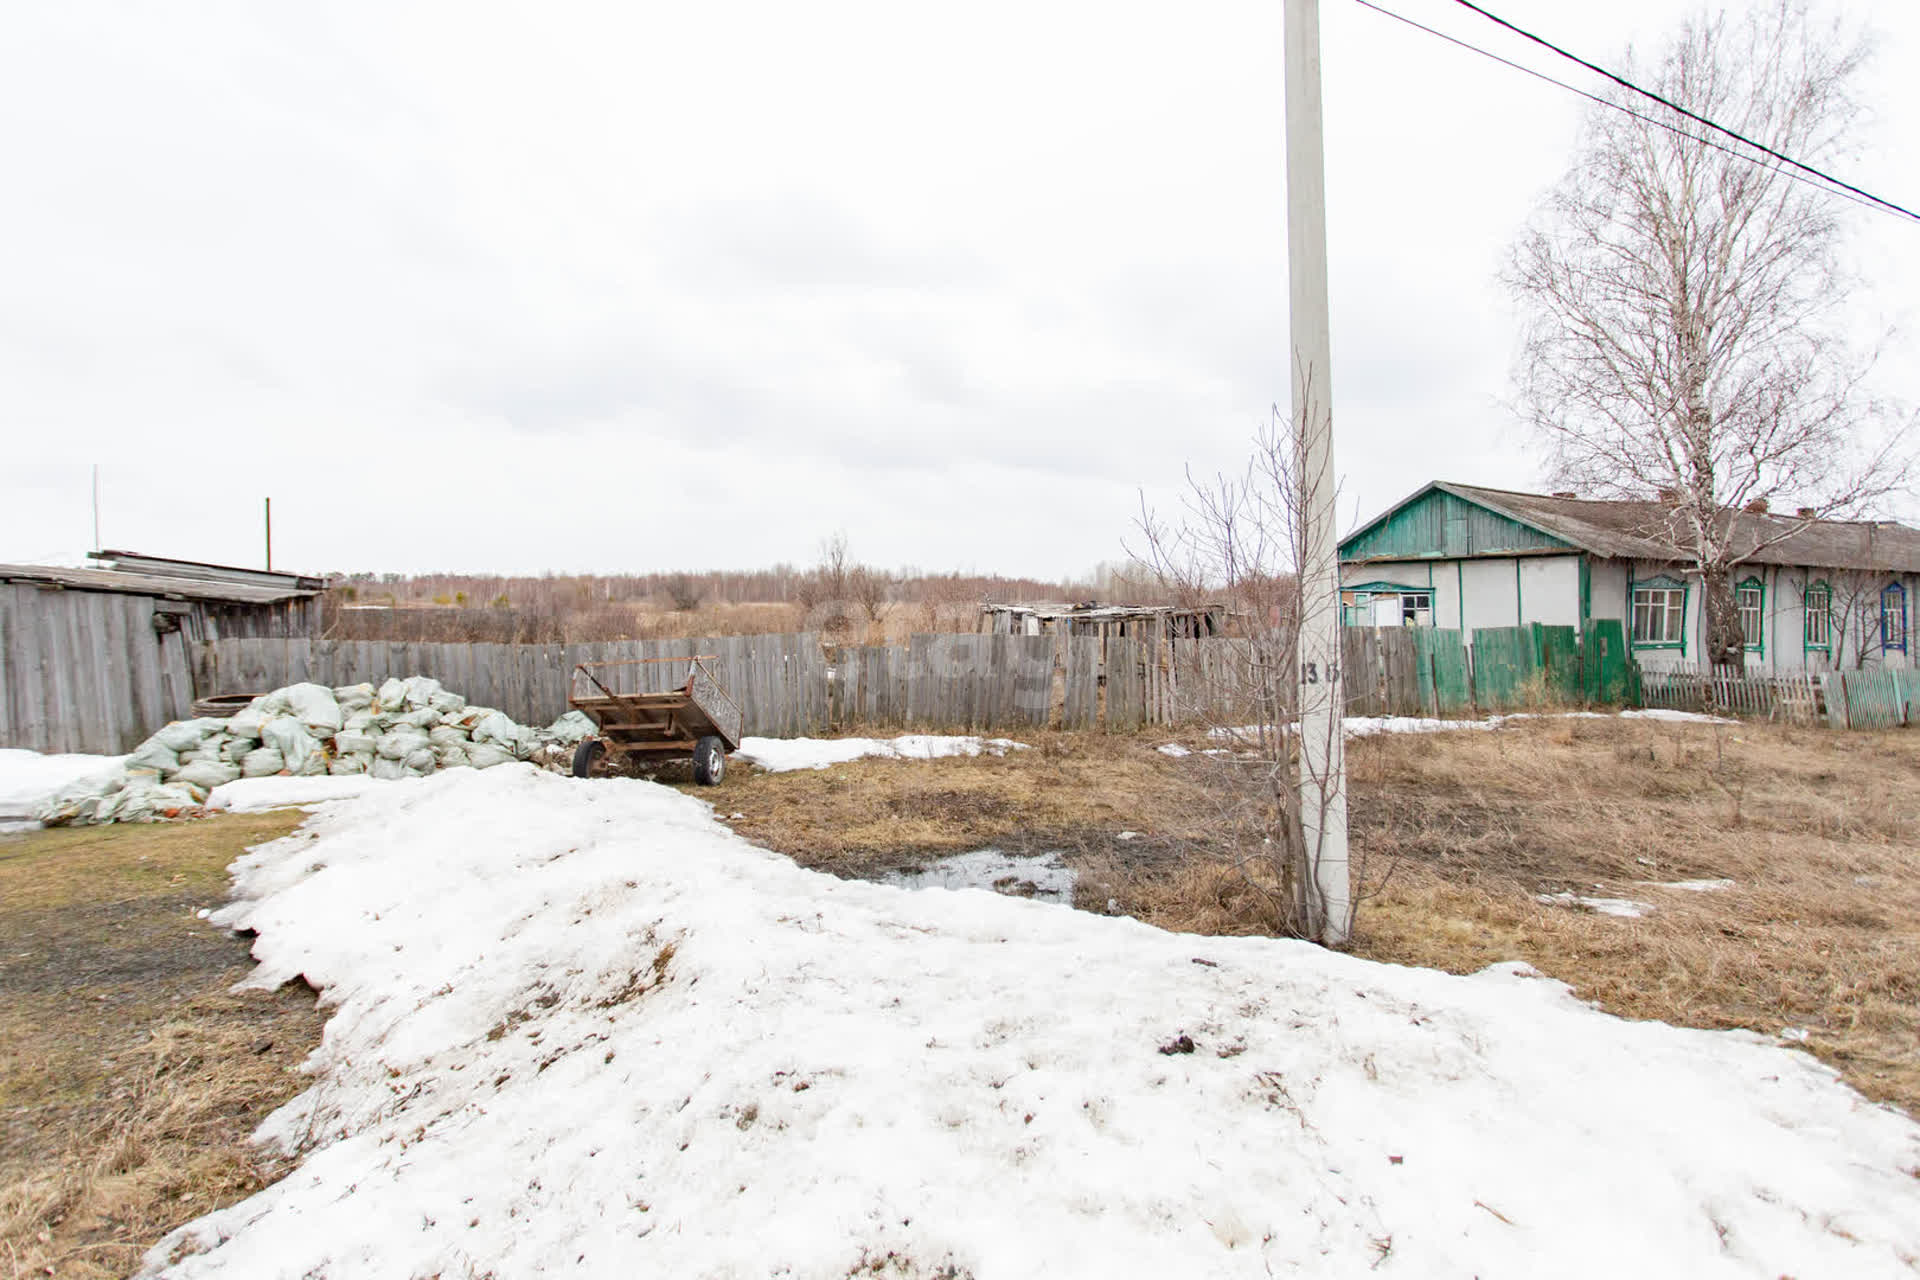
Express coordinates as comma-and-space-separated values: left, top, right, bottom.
38, 677, 597, 826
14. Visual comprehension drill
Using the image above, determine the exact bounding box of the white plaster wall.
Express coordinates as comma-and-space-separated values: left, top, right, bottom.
1588, 560, 1629, 623
1460, 558, 1520, 631
1518, 556, 1581, 628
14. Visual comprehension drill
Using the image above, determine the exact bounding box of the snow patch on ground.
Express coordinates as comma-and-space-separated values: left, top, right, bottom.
0, 749, 127, 829
1537, 891, 1656, 919
1644, 878, 1737, 893
1190, 709, 1740, 752
883, 849, 1076, 906
1344, 716, 1501, 738
734, 734, 1028, 772
1619, 709, 1739, 724
141, 767, 1920, 1278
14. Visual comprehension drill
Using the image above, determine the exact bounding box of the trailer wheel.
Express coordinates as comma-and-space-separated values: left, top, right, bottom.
692, 736, 727, 786
572, 737, 606, 778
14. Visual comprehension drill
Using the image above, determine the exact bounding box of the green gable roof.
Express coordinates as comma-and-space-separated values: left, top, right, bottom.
1340, 483, 1577, 562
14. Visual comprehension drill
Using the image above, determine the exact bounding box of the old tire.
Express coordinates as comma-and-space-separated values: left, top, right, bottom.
572, 737, 606, 779
691, 736, 727, 786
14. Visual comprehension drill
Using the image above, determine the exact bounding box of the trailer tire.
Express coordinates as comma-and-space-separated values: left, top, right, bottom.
572, 737, 606, 779
692, 736, 727, 786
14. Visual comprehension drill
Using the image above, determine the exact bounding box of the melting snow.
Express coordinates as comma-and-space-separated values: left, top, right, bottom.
733, 734, 1028, 772
1537, 892, 1656, 919
882, 849, 1076, 906
0, 748, 127, 830
138, 766, 1920, 1278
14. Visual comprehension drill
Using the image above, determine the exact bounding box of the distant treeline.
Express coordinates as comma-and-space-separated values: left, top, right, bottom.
323, 562, 1168, 644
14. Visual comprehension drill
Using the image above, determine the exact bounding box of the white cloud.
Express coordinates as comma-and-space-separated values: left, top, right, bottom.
3, 0, 1913, 578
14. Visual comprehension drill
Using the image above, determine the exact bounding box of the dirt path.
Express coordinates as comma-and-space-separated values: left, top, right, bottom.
0, 813, 325, 1280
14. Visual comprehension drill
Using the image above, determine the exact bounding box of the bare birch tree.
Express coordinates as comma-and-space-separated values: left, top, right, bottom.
1509, 0, 1908, 670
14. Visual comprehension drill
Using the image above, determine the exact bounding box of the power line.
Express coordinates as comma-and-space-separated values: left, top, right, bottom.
1348, 0, 1900, 223
1449, 0, 1920, 225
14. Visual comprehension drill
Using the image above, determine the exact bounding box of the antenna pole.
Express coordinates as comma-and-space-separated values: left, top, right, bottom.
265, 497, 273, 572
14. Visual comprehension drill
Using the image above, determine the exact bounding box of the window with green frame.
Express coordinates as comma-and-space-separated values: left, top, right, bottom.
1735, 576, 1764, 653
1630, 576, 1688, 648
1802, 580, 1831, 651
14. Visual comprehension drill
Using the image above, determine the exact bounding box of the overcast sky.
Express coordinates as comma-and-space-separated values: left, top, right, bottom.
3, 0, 1915, 580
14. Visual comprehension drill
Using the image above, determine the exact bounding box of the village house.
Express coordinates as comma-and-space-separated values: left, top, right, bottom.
1338, 482, 1920, 672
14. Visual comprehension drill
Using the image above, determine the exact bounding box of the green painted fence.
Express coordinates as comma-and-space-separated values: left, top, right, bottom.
1413, 628, 1472, 715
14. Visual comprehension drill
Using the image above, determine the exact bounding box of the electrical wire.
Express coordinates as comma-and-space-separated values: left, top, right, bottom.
1447, 0, 1920, 225
1348, 0, 1897, 223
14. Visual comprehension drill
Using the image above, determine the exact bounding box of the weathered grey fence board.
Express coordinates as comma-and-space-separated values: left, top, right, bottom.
1011, 635, 1052, 727
1102, 637, 1139, 730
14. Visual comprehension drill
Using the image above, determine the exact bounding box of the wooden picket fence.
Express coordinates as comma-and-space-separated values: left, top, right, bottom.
12, 619, 1912, 755
1638, 663, 1823, 724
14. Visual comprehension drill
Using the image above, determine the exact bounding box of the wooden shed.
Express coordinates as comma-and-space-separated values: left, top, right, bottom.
0, 551, 325, 754
978, 602, 1228, 644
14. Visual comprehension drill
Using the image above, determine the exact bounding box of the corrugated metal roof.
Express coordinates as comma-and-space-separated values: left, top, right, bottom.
1345, 482, 1920, 573
0, 562, 321, 604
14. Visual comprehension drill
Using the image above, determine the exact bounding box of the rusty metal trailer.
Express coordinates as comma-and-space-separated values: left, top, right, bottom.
567, 655, 744, 785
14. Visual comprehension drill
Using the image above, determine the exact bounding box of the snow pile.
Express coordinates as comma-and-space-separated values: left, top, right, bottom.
206, 775, 396, 814
34, 678, 597, 826
144, 768, 1920, 1278
0, 749, 130, 831
733, 733, 1028, 773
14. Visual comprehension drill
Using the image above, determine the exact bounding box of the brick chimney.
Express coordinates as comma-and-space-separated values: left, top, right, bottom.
1657, 488, 1680, 503
1797, 506, 1817, 518
1551, 490, 1577, 499
1744, 497, 1770, 514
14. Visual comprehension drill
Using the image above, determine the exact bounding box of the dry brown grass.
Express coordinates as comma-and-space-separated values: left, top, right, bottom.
712, 717, 1920, 1117
0, 814, 324, 1280
709, 731, 1217, 880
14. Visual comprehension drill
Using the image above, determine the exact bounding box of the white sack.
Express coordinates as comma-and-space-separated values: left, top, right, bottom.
333, 684, 376, 713
240, 748, 286, 778
465, 742, 517, 769
262, 717, 322, 776
282, 683, 344, 734
126, 739, 180, 775
174, 759, 242, 792
375, 728, 431, 761
402, 676, 445, 709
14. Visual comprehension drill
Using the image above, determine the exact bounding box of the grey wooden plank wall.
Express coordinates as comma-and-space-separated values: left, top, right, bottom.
0, 584, 198, 754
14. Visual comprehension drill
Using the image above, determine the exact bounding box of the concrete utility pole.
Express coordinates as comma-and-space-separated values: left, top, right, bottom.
1284, 0, 1351, 944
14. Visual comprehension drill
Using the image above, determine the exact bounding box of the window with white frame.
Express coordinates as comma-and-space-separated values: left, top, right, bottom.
1803, 581, 1831, 650
1736, 578, 1764, 652
1884, 583, 1908, 653
1342, 586, 1432, 627
1631, 581, 1687, 647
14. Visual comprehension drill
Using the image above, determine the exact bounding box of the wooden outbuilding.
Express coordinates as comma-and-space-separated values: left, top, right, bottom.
978, 602, 1228, 644
0, 550, 325, 754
